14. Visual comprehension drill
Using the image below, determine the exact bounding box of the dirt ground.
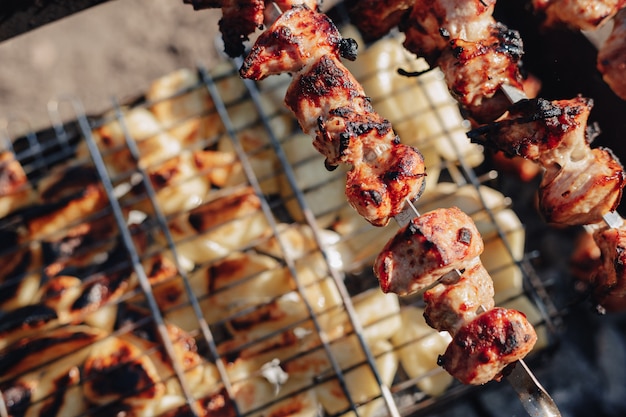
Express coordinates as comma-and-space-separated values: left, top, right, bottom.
0, 0, 223, 136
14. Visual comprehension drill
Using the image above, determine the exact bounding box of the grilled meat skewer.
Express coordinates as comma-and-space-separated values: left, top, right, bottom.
375, 206, 537, 385
241, 5, 426, 227
241, 3, 539, 390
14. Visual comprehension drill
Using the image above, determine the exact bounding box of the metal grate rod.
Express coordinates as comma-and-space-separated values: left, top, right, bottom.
226, 62, 402, 417
199, 62, 382, 415
53, 96, 203, 417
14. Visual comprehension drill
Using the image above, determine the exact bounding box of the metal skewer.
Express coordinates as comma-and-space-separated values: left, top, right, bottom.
395, 196, 562, 417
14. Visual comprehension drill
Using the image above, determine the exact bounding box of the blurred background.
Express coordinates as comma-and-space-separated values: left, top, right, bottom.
0, 0, 221, 133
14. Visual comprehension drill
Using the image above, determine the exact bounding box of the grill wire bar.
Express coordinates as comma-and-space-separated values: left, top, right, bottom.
213, 58, 403, 417
59, 96, 203, 416
199, 64, 403, 417
107, 96, 242, 417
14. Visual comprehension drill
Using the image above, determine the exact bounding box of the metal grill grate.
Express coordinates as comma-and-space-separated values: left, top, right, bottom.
0, 32, 563, 417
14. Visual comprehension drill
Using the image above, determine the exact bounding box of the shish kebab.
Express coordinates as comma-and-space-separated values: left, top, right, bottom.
346, 0, 626, 309
526, 2, 626, 308
238, 4, 559, 416
468, 87, 626, 310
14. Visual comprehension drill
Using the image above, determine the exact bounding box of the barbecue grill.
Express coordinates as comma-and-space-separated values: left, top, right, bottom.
1, 2, 625, 417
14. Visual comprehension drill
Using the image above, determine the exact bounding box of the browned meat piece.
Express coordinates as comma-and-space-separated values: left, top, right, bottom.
570, 229, 602, 284
314, 106, 392, 166
598, 8, 626, 101
284, 56, 371, 139
220, 0, 265, 57
240, 6, 357, 80
184, 0, 320, 57
374, 207, 484, 295
401, 0, 497, 64
346, 143, 426, 227
438, 23, 525, 123
423, 261, 495, 334
540, 146, 625, 225
438, 307, 537, 385
533, 0, 626, 30
593, 225, 626, 298
467, 97, 592, 164
468, 97, 626, 225
346, 0, 415, 41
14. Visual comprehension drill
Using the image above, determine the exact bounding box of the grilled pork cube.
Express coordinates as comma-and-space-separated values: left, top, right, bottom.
374, 207, 484, 295
593, 225, 626, 299
539, 146, 625, 225
423, 260, 495, 334
438, 307, 537, 385
284, 56, 371, 137
346, 143, 426, 227
437, 23, 525, 123
239, 5, 356, 80
401, 0, 497, 64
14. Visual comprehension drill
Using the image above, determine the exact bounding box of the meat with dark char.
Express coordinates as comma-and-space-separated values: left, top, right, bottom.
468, 97, 626, 226
241, 6, 426, 226
438, 307, 537, 385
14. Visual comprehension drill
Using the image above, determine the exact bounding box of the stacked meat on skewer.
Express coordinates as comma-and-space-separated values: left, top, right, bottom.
240, 5, 427, 227
467, 96, 626, 308
374, 207, 536, 384
523, 1, 626, 307
239, 5, 538, 385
